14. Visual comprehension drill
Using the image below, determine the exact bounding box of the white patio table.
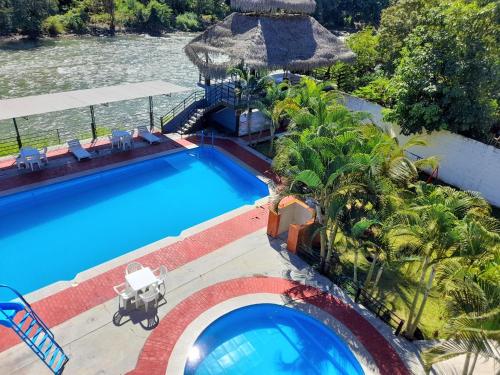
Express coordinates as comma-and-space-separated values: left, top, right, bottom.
125, 267, 158, 308
112, 130, 133, 150
20, 147, 42, 171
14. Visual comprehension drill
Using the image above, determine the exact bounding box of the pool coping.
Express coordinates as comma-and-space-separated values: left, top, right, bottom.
167, 294, 379, 375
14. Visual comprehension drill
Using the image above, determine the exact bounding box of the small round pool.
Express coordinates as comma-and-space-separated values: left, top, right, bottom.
184, 304, 364, 375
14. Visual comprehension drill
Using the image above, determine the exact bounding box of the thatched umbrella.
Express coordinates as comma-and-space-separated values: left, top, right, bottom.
185, 1, 355, 78
231, 0, 316, 14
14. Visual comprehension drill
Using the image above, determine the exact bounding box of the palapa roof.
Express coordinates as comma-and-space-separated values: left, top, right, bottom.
185, 13, 355, 78
231, 0, 317, 14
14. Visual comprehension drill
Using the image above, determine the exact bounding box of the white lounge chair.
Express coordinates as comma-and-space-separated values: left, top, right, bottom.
153, 265, 168, 294
137, 126, 160, 145
139, 285, 160, 312
68, 140, 91, 161
113, 282, 135, 309
126, 262, 143, 275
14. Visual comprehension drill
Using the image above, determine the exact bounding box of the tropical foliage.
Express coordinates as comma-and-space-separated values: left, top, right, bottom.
267, 77, 499, 372
316, 0, 499, 144
0, 0, 230, 36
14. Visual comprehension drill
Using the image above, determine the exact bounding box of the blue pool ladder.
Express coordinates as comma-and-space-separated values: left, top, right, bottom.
0, 285, 68, 374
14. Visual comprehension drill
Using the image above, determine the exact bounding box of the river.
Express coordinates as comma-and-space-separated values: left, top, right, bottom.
0, 33, 199, 139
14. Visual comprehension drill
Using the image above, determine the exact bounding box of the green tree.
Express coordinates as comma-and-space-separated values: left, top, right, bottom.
377, 0, 432, 73
383, 1, 499, 138
11, 0, 58, 38
0, 0, 13, 35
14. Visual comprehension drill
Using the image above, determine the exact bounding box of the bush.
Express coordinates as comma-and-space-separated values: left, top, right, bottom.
144, 0, 172, 34
353, 76, 397, 108
61, 8, 88, 33
42, 15, 65, 36
175, 12, 200, 31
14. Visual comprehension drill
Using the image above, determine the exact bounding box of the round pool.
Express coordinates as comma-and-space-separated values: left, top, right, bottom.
184, 304, 364, 375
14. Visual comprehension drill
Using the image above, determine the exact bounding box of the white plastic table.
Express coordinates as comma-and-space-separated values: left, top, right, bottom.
112, 130, 133, 150
125, 267, 157, 292
125, 267, 158, 308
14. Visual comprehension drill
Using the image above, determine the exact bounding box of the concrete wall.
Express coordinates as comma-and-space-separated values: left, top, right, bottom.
209, 107, 237, 134
339, 94, 500, 207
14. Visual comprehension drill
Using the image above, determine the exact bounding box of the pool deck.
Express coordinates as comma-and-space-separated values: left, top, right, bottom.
0, 135, 428, 375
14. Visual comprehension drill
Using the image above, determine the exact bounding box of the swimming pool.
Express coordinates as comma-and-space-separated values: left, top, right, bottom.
0, 148, 269, 295
184, 304, 364, 375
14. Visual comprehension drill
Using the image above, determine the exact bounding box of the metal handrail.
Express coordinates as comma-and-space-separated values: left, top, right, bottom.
0, 284, 54, 338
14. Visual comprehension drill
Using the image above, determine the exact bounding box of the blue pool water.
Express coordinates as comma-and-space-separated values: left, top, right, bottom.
185, 304, 364, 375
0, 148, 268, 295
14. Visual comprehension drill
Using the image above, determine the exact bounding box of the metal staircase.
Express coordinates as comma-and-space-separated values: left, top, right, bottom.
178, 108, 205, 135
0, 285, 68, 374
159, 81, 239, 135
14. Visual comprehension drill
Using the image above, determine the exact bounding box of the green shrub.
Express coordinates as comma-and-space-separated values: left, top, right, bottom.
61, 8, 88, 33
175, 12, 200, 31
353, 76, 397, 107
42, 15, 65, 36
144, 0, 173, 34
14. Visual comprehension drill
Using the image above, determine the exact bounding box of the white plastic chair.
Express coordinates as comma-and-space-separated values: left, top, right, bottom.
120, 135, 133, 150
139, 285, 160, 312
109, 133, 121, 149
113, 282, 135, 309
126, 262, 143, 275
153, 266, 168, 294
40, 147, 48, 164
16, 156, 27, 170
26, 155, 42, 171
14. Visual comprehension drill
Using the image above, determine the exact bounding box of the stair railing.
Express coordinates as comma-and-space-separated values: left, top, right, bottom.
0, 285, 54, 338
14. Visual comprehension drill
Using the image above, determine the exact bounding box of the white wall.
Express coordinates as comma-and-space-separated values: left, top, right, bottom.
339, 94, 500, 207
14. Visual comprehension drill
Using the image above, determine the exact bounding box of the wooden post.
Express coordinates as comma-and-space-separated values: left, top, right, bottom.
12, 118, 22, 149
149, 96, 154, 131
90, 106, 97, 140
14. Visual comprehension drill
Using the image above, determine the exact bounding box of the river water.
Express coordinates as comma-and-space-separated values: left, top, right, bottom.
0, 33, 199, 139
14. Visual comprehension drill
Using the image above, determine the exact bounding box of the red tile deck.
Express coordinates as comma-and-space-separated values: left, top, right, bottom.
0, 137, 274, 352
0, 135, 278, 193
129, 277, 410, 375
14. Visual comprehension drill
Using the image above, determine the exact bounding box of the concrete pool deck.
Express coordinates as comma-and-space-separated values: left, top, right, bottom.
0, 135, 426, 375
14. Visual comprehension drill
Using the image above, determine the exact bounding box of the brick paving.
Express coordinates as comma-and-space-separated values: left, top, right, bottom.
130, 277, 410, 375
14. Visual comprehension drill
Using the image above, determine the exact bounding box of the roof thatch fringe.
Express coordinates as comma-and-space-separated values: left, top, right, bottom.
231, 0, 316, 14
184, 13, 355, 78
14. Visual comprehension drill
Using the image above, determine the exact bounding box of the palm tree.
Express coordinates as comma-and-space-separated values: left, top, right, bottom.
423, 270, 500, 375
252, 81, 291, 153
227, 66, 272, 140
387, 183, 492, 338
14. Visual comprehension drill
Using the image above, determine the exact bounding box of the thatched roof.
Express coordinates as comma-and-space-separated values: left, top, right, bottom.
231, 0, 316, 14
185, 13, 355, 78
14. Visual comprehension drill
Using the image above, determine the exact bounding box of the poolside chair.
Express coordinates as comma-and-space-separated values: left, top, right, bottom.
137, 126, 160, 145
153, 265, 168, 294
139, 285, 160, 312
113, 282, 135, 309
16, 155, 27, 170
109, 133, 121, 149
26, 155, 42, 171
126, 262, 143, 275
68, 140, 91, 161
40, 147, 48, 164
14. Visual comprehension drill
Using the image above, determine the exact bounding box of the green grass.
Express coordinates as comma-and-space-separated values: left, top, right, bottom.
338, 249, 446, 338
